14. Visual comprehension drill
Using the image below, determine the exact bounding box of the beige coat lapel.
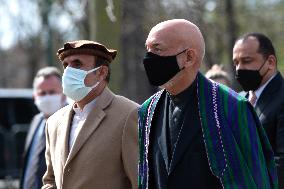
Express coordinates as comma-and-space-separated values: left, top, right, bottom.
58, 105, 75, 165
65, 87, 114, 165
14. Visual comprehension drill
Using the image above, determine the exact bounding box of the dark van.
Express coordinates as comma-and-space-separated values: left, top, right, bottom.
0, 88, 38, 181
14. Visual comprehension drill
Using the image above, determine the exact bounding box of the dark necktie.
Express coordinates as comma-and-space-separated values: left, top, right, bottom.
169, 101, 183, 157
23, 119, 46, 189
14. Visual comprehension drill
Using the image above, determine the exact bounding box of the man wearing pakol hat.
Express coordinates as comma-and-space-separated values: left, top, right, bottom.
42, 40, 139, 189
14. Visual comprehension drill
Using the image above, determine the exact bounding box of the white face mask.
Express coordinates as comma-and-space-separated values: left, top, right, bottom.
35, 94, 63, 116
62, 66, 101, 102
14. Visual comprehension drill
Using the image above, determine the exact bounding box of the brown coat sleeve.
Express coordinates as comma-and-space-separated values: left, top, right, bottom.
122, 106, 139, 189
42, 120, 56, 189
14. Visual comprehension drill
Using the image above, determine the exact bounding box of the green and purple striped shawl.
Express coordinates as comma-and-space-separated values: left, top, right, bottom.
138, 73, 278, 189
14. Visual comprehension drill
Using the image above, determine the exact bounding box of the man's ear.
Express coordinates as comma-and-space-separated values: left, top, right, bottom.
267, 55, 277, 69
99, 66, 109, 80
183, 49, 196, 68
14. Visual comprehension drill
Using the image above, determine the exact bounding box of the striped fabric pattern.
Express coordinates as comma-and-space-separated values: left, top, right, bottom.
138, 73, 278, 189
138, 90, 163, 189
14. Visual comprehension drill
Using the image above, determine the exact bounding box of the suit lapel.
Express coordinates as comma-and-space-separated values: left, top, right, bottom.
148, 91, 170, 172
168, 102, 201, 174
157, 94, 170, 172
57, 105, 75, 165
33, 119, 47, 156
65, 87, 114, 165
154, 86, 201, 174
255, 72, 282, 116
65, 107, 106, 164
24, 114, 44, 153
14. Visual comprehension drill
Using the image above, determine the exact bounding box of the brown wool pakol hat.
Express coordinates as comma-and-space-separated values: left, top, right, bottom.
57, 40, 117, 62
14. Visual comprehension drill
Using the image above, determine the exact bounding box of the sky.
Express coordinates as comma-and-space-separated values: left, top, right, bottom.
1, 0, 281, 50
0, 0, 21, 49
0, 0, 85, 49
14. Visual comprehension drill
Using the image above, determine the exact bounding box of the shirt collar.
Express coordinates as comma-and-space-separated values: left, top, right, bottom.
73, 99, 97, 118
168, 78, 197, 108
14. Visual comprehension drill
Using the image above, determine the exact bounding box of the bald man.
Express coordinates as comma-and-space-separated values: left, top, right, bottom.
138, 19, 278, 189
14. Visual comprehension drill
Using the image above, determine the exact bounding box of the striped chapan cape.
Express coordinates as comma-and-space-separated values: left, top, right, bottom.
138, 73, 278, 189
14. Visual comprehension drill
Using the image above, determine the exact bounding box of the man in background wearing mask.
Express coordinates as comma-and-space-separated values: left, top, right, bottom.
20, 66, 67, 189
42, 40, 139, 189
233, 33, 284, 188
138, 19, 278, 189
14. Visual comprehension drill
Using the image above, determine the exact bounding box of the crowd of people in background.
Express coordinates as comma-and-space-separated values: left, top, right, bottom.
205, 64, 231, 87
13, 19, 284, 189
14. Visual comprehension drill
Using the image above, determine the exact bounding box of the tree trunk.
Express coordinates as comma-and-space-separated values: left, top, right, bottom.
90, 0, 122, 93
121, 0, 156, 103
225, 0, 239, 88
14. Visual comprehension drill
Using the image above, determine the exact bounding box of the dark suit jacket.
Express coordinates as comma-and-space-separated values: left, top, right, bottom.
20, 113, 46, 189
253, 72, 284, 188
149, 92, 221, 189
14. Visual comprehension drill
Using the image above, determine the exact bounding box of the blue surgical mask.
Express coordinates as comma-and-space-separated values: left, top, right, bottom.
62, 66, 101, 101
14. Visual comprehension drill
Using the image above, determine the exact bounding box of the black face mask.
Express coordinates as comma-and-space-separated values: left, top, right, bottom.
143, 50, 186, 86
235, 60, 267, 91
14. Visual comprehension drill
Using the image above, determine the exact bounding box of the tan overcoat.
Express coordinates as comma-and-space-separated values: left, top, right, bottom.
42, 87, 139, 189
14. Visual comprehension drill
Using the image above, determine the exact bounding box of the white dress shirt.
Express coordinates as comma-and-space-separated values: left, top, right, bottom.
69, 99, 97, 152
